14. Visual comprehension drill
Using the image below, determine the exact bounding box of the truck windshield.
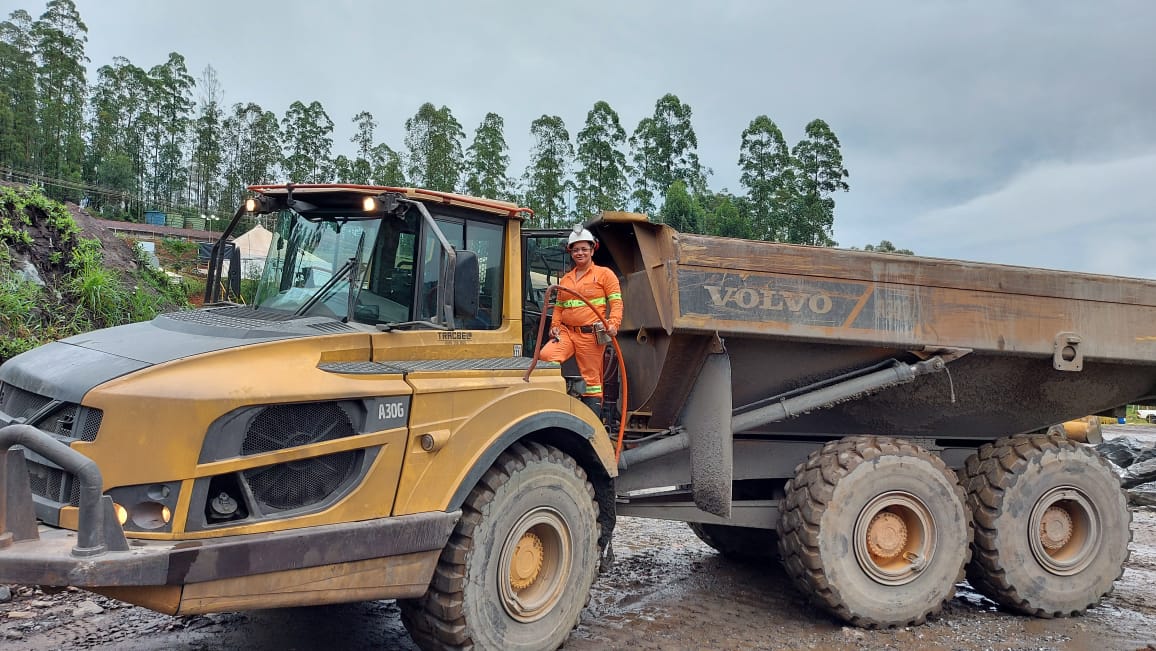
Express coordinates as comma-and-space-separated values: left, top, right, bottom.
253, 208, 420, 323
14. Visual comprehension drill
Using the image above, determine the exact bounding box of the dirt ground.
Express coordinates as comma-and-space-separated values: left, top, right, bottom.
2, 427, 1155, 651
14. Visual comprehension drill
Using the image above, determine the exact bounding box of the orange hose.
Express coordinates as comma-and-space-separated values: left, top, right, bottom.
523, 284, 630, 463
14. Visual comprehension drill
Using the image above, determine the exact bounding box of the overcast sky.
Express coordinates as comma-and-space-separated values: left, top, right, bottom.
67, 0, 1156, 278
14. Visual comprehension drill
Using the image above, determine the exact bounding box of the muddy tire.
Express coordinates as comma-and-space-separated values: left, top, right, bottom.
398, 441, 600, 651
963, 434, 1131, 617
688, 522, 778, 562
777, 436, 972, 627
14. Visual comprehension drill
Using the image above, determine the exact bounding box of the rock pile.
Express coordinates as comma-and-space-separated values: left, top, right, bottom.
1097, 437, 1156, 506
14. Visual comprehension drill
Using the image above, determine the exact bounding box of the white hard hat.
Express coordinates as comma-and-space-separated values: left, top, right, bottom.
567, 224, 597, 249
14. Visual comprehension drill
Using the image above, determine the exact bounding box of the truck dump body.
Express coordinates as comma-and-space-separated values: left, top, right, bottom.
603, 217, 1156, 439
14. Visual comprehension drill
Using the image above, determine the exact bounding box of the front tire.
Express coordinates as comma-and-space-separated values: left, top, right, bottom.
778, 436, 972, 627
963, 434, 1131, 617
399, 441, 600, 651
1147, 414, 1156, 424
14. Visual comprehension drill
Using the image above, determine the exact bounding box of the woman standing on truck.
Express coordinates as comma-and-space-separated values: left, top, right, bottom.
538, 225, 623, 415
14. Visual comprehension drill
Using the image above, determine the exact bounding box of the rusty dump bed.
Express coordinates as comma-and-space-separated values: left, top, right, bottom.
599, 217, 1156, 440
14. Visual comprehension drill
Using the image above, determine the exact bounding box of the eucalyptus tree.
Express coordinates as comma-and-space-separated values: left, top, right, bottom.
463, 112, 512, 200
629, 93, 707, 215
281, 100, 334, 183
0, 10, 37, 175
189, 65, 224, 213
346, 110, 377, 185
143, 52, 195, 207
86, 56, 149, 216
785, 119, 848, 246
217, 102, 281, 211
738, 115, 793, 241
574, 100, 630, 218
522, 114, 573, 228
403, 102, 465, 192
31, 0, 88, 197
184, 66, 225, 213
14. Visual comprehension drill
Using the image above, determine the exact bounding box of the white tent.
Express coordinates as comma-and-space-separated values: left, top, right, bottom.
229, 224, 273, 277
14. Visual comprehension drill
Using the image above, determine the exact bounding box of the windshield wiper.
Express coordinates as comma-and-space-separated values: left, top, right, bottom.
295, 258, 354, 317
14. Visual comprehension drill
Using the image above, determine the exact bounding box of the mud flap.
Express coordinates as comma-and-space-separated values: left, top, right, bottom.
681, 351, 733, 518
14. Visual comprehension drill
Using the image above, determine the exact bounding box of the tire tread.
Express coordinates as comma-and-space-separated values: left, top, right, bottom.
962, 434, 1133, 617
398, 442, 598, 650
777, 436, 972, 628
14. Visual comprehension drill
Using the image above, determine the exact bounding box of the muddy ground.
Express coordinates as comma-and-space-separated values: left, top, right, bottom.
3, 427, 1155, 651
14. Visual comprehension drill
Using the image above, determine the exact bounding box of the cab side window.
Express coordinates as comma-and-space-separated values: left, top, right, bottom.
417, 216, 504, 329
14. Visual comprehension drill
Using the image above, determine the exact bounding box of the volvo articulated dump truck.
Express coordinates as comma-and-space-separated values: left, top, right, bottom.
2, 184, 1153, 650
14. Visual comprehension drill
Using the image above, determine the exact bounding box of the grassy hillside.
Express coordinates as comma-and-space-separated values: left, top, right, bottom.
0, 184, 189, 364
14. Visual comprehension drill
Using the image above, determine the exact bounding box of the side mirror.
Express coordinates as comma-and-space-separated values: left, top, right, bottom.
453, 250, 480, 319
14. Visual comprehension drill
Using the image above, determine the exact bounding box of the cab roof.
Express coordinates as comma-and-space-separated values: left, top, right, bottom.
247, 183, 531, 219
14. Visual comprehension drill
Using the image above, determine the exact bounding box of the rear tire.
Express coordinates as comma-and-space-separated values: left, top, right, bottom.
1147, 414, 1156, 424
399, 441, 600, 651
777, 436, 971, 627
688, 522, 778, 562
963, 434, 1131, 617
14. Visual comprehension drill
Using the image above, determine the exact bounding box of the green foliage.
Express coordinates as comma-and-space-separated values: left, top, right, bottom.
68, 237, 123, 322
630, 94, 708, 215
145, 52, 196, 206
190, 65, 224, 213
159, 236, 198, 271
739, 115, 793, 241
658, 181, 706, 234
0, 184, 79, 247
404, 102, 465, 192
574, 101, 631, 217
858, 240, 914, 255
522, 115, 573, 228
784, 119, 848, 246
281, 100, 334, 183
464, 112, 512, 200
217, 102, 282, 210
32, 0, 89, 201
701, 191, 751, 240
0, 10, 38, 173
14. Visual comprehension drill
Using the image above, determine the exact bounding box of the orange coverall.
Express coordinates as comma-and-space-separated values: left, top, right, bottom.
538, 264, 622, 400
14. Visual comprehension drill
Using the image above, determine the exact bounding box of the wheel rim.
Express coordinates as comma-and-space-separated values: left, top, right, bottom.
853, 491, 937, 585
1028, 486, 1100, 576
498, 506, 572, 623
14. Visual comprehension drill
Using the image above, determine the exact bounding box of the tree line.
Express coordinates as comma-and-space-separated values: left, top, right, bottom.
0, 0, 857, 246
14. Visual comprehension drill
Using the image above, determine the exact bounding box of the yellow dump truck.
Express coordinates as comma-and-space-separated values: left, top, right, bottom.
2, 184, 1154, 649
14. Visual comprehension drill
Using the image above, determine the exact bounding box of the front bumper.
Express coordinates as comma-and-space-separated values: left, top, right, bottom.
0, 424, 458, 589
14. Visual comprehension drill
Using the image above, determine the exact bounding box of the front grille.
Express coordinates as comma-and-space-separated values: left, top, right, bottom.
79, 410, 103, 442
0, 382, 103, 441
26, 459, 79, 506
241, 403, 355, 455
243, 450, 361, 512
1, 382, 52, 420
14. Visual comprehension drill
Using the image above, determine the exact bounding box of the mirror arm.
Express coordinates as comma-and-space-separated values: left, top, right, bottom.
204, 203, 248, 303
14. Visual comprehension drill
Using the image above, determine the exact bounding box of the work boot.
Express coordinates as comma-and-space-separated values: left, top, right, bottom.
581, 396, 603, 418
